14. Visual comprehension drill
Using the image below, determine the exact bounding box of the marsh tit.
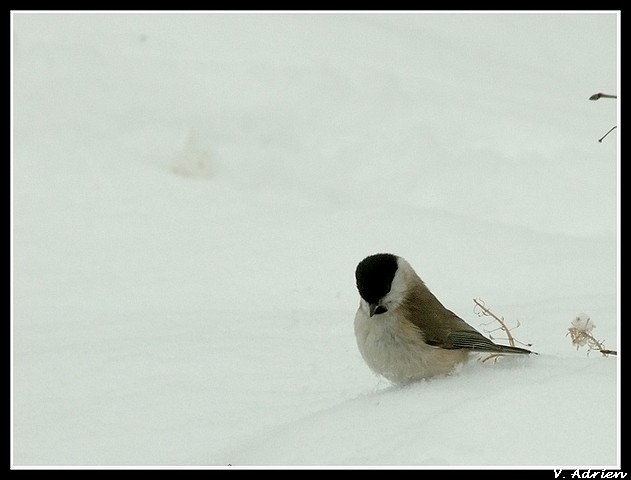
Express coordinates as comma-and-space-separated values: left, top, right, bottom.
354, 253, 534, 385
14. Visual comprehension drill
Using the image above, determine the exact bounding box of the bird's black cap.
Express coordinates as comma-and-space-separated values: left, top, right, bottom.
355, 253, 399, 304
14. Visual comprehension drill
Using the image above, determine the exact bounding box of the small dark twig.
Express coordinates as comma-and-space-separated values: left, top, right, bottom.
598, 125, 617, 143
589, 92, 617, 100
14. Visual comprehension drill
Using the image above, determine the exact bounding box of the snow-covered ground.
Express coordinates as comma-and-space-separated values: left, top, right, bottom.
11, 11, 619, 469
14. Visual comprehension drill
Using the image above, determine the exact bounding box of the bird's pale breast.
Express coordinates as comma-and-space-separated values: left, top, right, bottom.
354, 307, 469, 384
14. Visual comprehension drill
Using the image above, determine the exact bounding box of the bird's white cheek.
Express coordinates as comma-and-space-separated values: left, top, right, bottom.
358, 298, 371, 315
385, 265, 408, 307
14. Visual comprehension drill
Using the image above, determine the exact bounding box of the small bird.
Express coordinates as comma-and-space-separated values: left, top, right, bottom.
354, 253, 535, 385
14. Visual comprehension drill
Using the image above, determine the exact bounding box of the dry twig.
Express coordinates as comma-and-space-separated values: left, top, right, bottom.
473, 298, 532, 348
567, 314, 617, 357
473, 298, 532, 363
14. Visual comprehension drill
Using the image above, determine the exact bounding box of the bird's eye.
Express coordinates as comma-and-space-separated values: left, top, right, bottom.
374, 305, 388, 315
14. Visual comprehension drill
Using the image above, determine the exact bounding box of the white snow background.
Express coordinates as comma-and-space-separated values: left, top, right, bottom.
11, 11, 620, 469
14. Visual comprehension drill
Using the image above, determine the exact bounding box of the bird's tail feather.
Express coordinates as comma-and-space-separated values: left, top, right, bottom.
491, 344, 537, 355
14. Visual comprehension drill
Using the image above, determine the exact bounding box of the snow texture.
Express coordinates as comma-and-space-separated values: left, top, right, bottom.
11, 11, 619, 469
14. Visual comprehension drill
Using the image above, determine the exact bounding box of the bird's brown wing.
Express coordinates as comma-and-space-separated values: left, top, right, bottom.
443, 329, 533, 354
441, 328, 502, 351
420, 309, 495, 349
402, 284, 533, 354
420, 310, 533, 354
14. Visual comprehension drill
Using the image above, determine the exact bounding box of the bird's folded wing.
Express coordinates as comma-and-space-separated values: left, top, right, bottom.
443, 330, 504, 351
430, 330, 534, 354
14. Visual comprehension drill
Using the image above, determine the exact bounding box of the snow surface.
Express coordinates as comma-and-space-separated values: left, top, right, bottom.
11, 11, 619, 469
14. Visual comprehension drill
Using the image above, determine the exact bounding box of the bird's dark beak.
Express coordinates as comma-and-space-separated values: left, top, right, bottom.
369, 303, 387, 317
